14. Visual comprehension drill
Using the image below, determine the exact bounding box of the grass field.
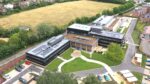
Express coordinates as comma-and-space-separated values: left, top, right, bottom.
0, 1, 119, 29
92, 52, 121, 66
62, 58, 102, 73
60, 48, 74, 59
46, 58, 63, 71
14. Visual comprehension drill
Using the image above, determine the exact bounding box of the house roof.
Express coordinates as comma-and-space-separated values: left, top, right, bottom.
127, 77, 138, 83
123, 73, 134, 78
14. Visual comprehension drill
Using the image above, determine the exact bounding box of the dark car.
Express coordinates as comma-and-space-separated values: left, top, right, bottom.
18, 65, 25, 69
97, 75, 102, 81
15, 66, 22, 72
19, 77, 28, 84
145, 76, 150, 81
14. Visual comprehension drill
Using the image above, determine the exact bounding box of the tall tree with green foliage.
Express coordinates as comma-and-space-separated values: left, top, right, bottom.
37, 23, 55, 40
37, 71, 78, 84
83, 75, 101, 84
105, 43, 124, 62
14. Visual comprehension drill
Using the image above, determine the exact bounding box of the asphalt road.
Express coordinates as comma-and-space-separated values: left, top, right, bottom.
73, 18, 145, 78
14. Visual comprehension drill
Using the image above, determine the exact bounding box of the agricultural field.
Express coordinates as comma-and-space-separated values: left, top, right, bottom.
0, 0, 119, 29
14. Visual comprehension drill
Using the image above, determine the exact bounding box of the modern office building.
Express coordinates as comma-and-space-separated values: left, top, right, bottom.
89, 30, 124, 47
67, 23, 91, 36
65, 34, 98, 52
26, 35, 70, 65
67, 23, 124, 47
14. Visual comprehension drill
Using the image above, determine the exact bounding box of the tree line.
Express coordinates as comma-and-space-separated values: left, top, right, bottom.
72, 1, 134, 24
96, 0, 126, 4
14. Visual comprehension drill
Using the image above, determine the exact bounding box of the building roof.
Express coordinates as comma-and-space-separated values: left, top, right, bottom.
137, 58, 142, 63
135, 53, 142, 59
90, 30, 124, 39
27, 35, 69, 59
93, 15, 114, 26
107, 18, 119, 30
123, 73, 134, 78
120, 70, 130, 74
65, 34, 97, 46
68, 23, 91, 32
126, 77, 138, 83
144, 26, 150, 34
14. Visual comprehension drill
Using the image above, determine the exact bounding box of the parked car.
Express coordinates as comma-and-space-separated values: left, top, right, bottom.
3, 74, 11, 79
146, 60, 150, 62
15, 66, 22, 72
19, 77, 28, 84
18, 65, 25, 69
145, 76, 150, 81
104, 75, 110, 81
97, 75, 102, 81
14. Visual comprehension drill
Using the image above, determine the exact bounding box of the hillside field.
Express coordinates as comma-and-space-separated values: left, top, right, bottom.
0, 0, 119, 29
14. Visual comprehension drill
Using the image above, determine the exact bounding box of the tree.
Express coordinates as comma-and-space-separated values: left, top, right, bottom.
37, 71, 78, 84
83, 75, 101, 84
105, 43, 124, 62
37, 23, 55, 40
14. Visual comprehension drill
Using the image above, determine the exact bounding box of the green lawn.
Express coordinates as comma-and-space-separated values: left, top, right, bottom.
133, 72, 143, 84
46, 58, 63, 71
81, 51, 91, 58
92, 52, 121, 66
62, 58, 102, 73
60, 48, 74, 59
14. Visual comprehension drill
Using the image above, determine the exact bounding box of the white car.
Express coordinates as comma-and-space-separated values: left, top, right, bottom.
3, 74, 11, 79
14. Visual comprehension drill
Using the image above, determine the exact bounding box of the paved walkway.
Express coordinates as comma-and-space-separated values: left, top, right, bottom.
57, 57, 76, 72
79, 55, 118, 83
57, 56, 67, 61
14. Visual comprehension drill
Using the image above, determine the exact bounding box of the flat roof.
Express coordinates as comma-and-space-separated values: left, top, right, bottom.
135, 53, 142, 59
27, 35, 69, 59
93, 15, 114, 25
120, 70, 130, 74
68, 23, 91, 32
65, 34, 97, 46
90, 30, 124, 39
123, 73, 134, 78
127, 77, 138, 83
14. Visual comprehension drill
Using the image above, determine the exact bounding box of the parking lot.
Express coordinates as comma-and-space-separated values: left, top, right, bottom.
142, 58, 150, 84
